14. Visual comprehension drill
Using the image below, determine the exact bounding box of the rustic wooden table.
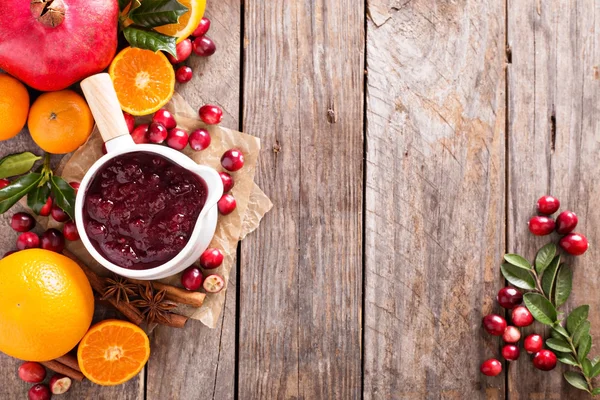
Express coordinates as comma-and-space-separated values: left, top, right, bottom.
1, 0, 599, 398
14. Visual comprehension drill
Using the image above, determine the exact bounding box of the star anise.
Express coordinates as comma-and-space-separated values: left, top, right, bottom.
130, 283, 177, 325
101, 274, 137, 304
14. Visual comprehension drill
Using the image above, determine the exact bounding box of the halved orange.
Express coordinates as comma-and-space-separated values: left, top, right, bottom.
109, 47, 175, 116
154, 0, 206, 43
77, 320, 150, 386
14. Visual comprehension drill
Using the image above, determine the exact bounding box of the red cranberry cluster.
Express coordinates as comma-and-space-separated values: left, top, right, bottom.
18, 361, 71, 399
529, 195, 588, 256
181, 247, 225, 293
480, 287, 557, 376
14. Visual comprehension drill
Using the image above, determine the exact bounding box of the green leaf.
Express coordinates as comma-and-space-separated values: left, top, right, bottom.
500, 263, 536, 290
0, 173, 43, 214
554, 265, 573, 308
583, 358, 593, 377
26, 182, 51, 215
128, 0, 188, 29
504, 254, 532, 270
591, 360, 600, 378
523, 292, 558, 325
564, 371, 590, 392
546, 338, 572, 353
574, 321, 591, 347
50, 176, 75, 221
123, 26, 177, 57
592, 388, 600, 395
567, 305, 590, 335
0, 152, 41, 179
553, 323, 570, 338
541, 255, 561, 298
535, 243, 557, 275
579, 335, 592, 362
557, 352, 579, 366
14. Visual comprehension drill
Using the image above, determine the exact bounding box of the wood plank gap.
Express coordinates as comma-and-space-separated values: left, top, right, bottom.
360, 0, 368, 399
503, 1, 510, 400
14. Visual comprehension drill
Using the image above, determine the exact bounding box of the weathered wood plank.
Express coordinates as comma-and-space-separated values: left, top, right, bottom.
239, 0, 364, 398
508, 0, 600, 398
364, 1, 506, 398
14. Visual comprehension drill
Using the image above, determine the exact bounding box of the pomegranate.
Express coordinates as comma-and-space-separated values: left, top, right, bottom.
0, 0, 119, 91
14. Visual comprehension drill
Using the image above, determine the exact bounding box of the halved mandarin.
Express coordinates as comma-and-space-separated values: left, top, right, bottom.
77, 319, 150, 386
109, 47, 175, 116
154, 0, 206, 43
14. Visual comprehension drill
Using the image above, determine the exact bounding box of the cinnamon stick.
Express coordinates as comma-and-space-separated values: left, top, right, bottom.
129, 279, 205, 308
42, 360, 84, 382
56, 354, 81, 372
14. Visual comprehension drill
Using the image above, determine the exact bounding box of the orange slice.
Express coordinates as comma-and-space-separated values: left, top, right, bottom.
77, 320, 150, 386
109, 47, 175, 116
154, 0, 206, 43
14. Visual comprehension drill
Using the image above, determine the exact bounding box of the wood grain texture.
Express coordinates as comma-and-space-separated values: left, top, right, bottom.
364, 1, 507, 399
239, 0, 364, 398
507, 0, 600, 398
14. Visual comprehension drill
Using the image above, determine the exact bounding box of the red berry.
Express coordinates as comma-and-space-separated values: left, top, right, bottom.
167, 128, 189, 150
502, 326, 521, 343
221, 148, 244, 171
49, 374, 72, 394
200, 248, 224, 269
528, 216, 555, 236
537, 195, 560, 215
512, 306, 534, 327
192, 17, 211, 36
482, 314, 507, 336
203, 274, 225, 293
3, 250, 17, 258
497, 287, 523, 309
17, 232, 40, 250
556, 210, 578, 234
131, 123, 150, 144
51, 204, 69, 222
524, 334, 543, 354
148, 122, 168, 144
189, 128, 211, 151
39, 197, 52, 216
167, 38, 193, 64
28, 384, 51, 400
0, 178, 9, 189
18, 362, 46, 383
193, 36, 216, 56
480, 359, 502, 376
123, 112, 135, 133
63, 221, 80, 241
533, 349, 557, 371
199, 104, 223, 125
152, 109, 177, 130
11, 212, 35, 232
176, 65, 193, 83
559, 233, 589, 256
181, 266, 204, 290
219, 172, 234, 192
502, 344, 520, 361
41, 228, 65, 252
69, 181, 80, 192
218, 194, 236, 215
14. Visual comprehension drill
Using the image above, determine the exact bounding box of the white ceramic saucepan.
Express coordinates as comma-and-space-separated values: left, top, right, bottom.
76, 73, 223, 280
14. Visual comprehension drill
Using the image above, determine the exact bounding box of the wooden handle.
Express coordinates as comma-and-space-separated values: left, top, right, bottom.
80, 73, 130, 142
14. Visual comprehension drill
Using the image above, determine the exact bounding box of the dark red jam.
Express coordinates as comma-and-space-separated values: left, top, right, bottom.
83, 152, 207, 270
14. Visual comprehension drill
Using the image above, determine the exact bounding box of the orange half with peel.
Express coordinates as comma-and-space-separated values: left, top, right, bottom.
154, 0, 206, 43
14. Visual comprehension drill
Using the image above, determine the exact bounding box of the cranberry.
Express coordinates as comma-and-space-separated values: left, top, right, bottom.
167, 38, 193, 64
39, 197, 52, 216
148, 122, 168, 144
218, 194, 236, 215
556, 210, 578, 234
131, 123, 150, 144
3, 250, 17, 258
189, 128, 211, 151
63, 221, 80, 241
502, 326, 521, 343
512, 306, 534, 327
17, 232, 40, 250
123, 112, 135, 133
480, 359, 502, 376
69, 181, 80, 192
524, 334, 543, 354
181, 266, 204, 290
49, 374, 72, 394
200, 248, 224, 269
41, 229, 65, 252
152, 109, 177, 130
221, 148, 244, 171
219, 172, 234, 192
199, 104, 223, 125
497, 287, 523, 309
18, 362, 46, 383
502, 344, 520, 361
536, 195, 560, 215
193, 36, 216, 56
482, 314, 507, 336
176, 65, 193, 83
192, 17, 211, 36
533, 349, 557, 371
28, 384, 51, 400
559, 233, 589, 256
167, 128, 189, 150
203, 273, 225, 293
528, 216, 555, 236
51, 204, 69, 222
0, 178, 9, 189
11, 212, 35, 232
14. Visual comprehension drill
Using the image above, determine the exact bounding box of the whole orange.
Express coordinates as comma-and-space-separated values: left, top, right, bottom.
0, 249, 94, 361
0, 74, 29, 141
28, 90, 94, 154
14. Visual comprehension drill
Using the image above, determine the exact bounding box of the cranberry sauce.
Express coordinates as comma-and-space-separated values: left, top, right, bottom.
83, 152, 207, 270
